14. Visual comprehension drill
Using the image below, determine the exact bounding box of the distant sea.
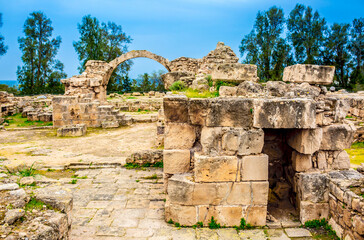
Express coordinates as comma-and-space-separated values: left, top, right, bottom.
0, 80, 18, 87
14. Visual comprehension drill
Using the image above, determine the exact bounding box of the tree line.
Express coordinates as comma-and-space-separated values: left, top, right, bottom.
240, 4, 364, 90
0, 12, 164, 95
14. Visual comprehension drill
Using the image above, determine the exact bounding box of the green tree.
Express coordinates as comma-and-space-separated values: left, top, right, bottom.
73, 15, 132, 92
349, 18, 364, 84
240, 6, 288, 81
287, 4, 327, 64
17, 12, 66, 95
322, 23, 351, 88
0, 13, 8, 56
122, 75, 132, 92
139, 73, 151, 92
150, 70, 166, 92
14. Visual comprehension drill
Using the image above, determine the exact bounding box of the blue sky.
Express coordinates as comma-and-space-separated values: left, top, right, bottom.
0, 0, 363, 80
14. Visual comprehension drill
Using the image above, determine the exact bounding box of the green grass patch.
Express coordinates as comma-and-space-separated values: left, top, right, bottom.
346, 142, 364, 165
169, 81, 187, 91
70, 179, 77, 184
127, 96, 137, 99
142, 174, 158, 180
25, 197, 54, 212
124, 161, 163, 170
184, 88, 218, 98
304, 219, 339, 240
4, 113, 53, 128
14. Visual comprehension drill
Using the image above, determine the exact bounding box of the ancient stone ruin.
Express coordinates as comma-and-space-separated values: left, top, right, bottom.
1, 42, 359, 239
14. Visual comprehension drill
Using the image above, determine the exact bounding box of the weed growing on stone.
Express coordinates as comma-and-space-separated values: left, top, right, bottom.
304, 219, 339, 240
233, 218, 253, 232
169, 81, 187, 91
72, 175, 88, 179
70, 179, 77, 184
208, 216, 221, 229
143, 174, 158, 179
25, 197, 53, 212
124, 161, 163, 170
135, 180, 140, 182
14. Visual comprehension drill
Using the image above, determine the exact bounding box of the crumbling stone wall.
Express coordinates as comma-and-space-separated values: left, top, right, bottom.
162, 87, 357, 227
52, 96, 131, 128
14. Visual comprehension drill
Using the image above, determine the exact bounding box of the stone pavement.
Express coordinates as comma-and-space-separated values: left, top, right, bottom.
68, 167, 314, 240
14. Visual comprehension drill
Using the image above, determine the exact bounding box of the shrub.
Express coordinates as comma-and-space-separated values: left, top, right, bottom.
169, 81, 186, 91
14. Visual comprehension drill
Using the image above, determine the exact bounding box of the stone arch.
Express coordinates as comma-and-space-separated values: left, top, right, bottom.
103, 50, 171, 85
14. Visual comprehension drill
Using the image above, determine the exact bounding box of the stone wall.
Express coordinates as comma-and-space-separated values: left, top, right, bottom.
327, 170, 364, 240
52, 96, 130, 128
162, 93, 356, 227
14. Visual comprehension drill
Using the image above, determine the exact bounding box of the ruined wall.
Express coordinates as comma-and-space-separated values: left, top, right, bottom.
162, 91, 357, 227
52, 96, 130, 128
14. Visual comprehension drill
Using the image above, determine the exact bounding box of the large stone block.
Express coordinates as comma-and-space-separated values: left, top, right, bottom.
252, 182, 269, 205
57, 124, 87, 137
320, 124, 355, 150
189, 98, 210, 125
165, 202, 196, 225
210, 63, 258, 82
163, 96, 189, 123
332, 150, 350, 170
287, 128, 323, 154
292, 151, 312, 172
164, 123, 196, 150
206, 98, 254, 128
283, 64, 335, 85
226, 182, 251, 205
198, 205, 245, 226
296, 173, 328, 203
194, 155, 239, 182
246, 205, 267, 226
241, 154, 268, 181
200, 127, 264, 156
253, 99, 316, 129
163, 150, 190, 174
299, 201, 329, 223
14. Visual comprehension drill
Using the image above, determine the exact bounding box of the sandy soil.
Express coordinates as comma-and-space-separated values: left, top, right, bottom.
0, 123, 157, 168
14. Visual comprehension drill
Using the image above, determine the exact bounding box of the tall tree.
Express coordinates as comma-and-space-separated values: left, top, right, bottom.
17, 12, 66, 95
240, 6, 288, 81
349, 18, 364, 84
73, 15, 132, 92
287, 4, 327, 64
322, 23, 351, 88
0, 13, 8, 56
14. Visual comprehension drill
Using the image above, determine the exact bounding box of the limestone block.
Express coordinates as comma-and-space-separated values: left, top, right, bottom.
198, 205, 245, 226
253, 99, 316, 129
246, 206, 267, 226
168, 174, 252, 206
283, 64, 335, 85
291, 151, 312, 172
237, 128, 264, 156
320, 124, 355, 150
219, 86, 237, 97
296, 173, 328, 203
241, 154, 268, 181
189, 98, 210, 125
206, 98, 254, 128
287, 128, 323, 154
332, 151, 350, 170
163, 150, 190, 174
226, 182, 251, 205
34, 186, 73, 213
352, 215, 364, 235
101, 121, 119, 128
194, 155, 239, 182
161, 71, 195, 90
164, 123, 196, 150
201, 127, 264, 156
57, 124, 87, 137
165, 202, 196, 226
252, 182, 269, 205
163, 96, 189, 123
317, 151, 327, 169
299, 201, 329, 223
209, 63, 258, 82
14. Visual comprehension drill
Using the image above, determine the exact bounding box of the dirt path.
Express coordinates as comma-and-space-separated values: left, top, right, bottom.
0, 123, 157, 168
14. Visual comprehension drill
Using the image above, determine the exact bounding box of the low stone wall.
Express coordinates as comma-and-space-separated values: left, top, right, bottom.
52, 96, 130, 128
327, 170, 364, 240
163, 94, 355, 227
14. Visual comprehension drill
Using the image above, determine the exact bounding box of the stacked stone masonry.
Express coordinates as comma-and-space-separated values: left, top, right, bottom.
163, 94, 361, 230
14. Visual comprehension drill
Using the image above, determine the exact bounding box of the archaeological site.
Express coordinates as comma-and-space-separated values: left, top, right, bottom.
0, 42, 364, 240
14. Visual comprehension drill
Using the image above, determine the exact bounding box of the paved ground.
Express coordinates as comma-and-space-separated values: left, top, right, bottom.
68, 167, 314, 240
0, 123, 156, 168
